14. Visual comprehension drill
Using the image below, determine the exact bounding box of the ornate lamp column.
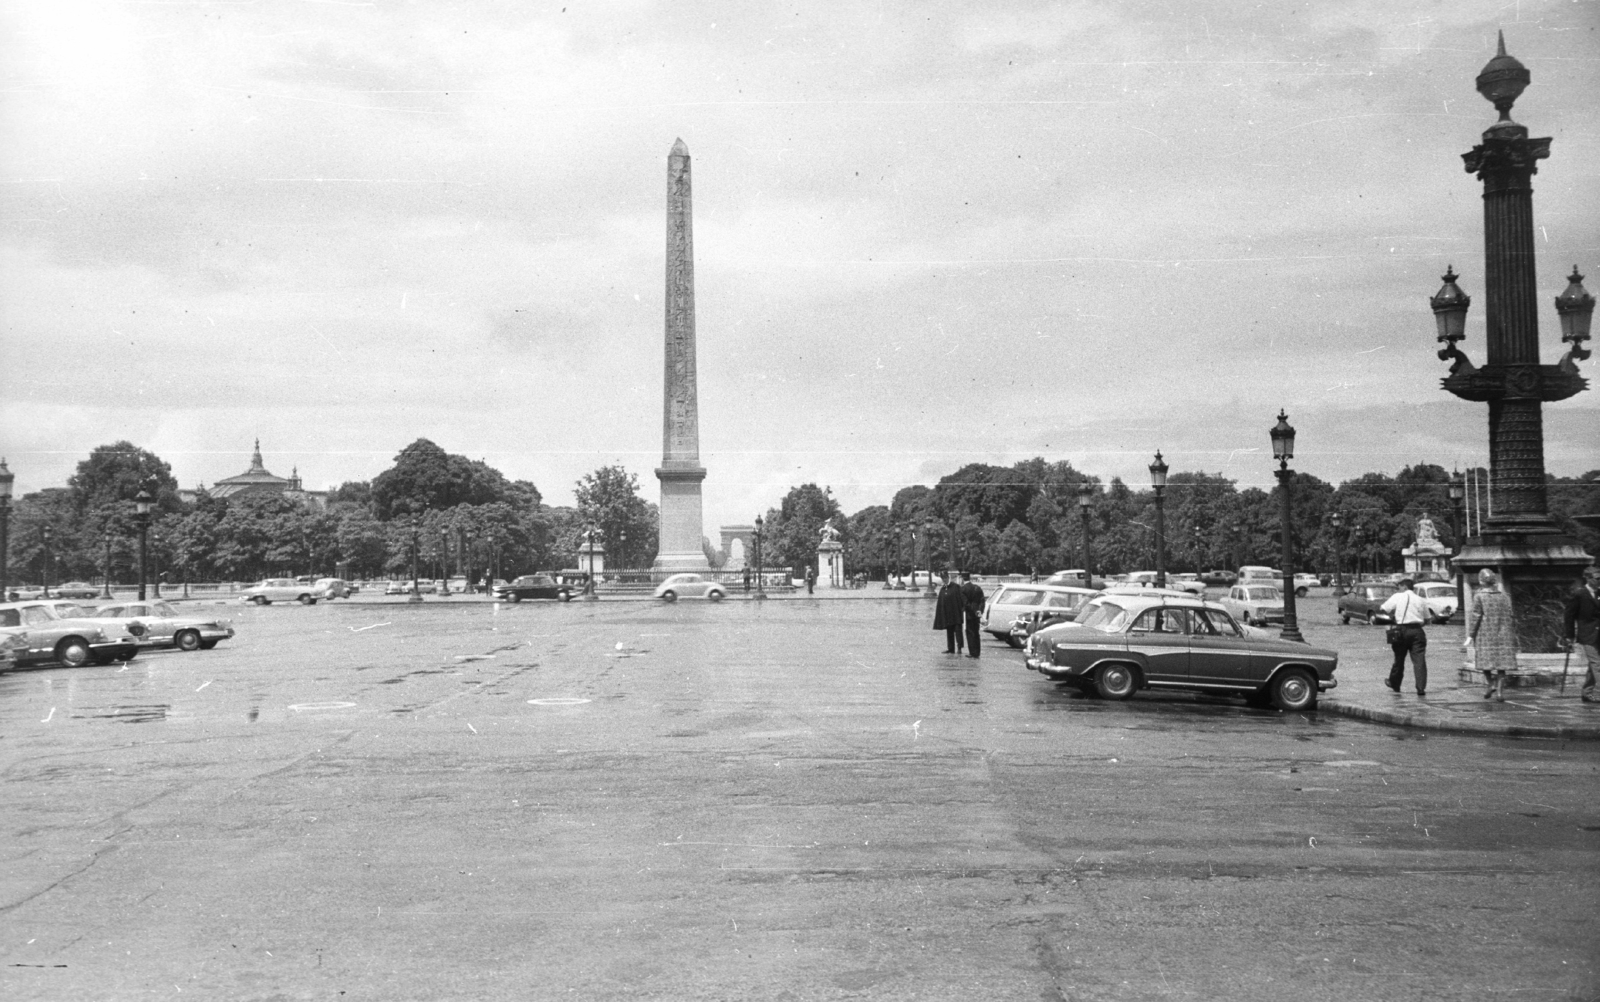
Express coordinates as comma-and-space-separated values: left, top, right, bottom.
41, 523, 53, 598
1329, 511, 1345, 597
0, 459, 12, 601
1077, 484, 1094, 584
1149, 451, 1168, 588
134, 490, 153, 601
922, 518, 937, 596
582, 526, 599, 601
1269, 411, 1305, 643
753, 516, 766, 600
102, 527, 114, 599
1433, 35, 1591, 652
150, 530, 162, 599
408, 519, 423, 602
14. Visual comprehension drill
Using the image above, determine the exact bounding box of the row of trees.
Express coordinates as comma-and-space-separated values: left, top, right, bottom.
8, 440, 1594, 586
3, 440, 663, 586
757, 460, 1600, 580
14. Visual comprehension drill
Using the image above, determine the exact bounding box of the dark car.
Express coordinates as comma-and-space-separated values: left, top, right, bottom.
492, 574, 576, 603
1337, 583, 1399, 625
1023, 594, 1337, 710
1199, 569, 1238, 587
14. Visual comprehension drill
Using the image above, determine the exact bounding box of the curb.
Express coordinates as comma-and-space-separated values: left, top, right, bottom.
1320, 698, 1600, 741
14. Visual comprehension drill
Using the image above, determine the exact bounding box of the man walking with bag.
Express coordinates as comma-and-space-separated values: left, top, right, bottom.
1563, 566, 1600, 703
1380, 578, 1429, 695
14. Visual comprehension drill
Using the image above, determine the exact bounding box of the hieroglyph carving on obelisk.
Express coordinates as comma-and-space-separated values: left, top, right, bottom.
653, 138, 710, 571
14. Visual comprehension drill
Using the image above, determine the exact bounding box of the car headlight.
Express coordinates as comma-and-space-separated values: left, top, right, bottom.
91, 629, 109, 643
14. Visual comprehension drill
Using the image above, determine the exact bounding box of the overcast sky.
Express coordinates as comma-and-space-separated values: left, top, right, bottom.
3, 1, 1596, 531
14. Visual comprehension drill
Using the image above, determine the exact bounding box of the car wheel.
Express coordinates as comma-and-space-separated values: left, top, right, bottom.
1367, 612, 1380, 626
175, 629, 201, 652
1340, 613, 1350, 625
1296, 586, 1309, 598
1269, 668, 1318, 711
1095, 663, 1137, 700
298, 594, 315, 605
1005, 634, 1024, 649
199, 640, 219, 650
55, 637, 92, 668
505, 592, 522, 603
251, 595, 268, 605
558, 591, 572, 603
707, 589, 723, 602
661, 590, 677, 603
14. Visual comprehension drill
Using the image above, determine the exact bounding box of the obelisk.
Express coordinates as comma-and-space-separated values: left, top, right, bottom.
653, 138, 710, 571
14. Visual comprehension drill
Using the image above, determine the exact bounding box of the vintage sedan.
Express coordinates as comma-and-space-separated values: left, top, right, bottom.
980, 584, 1097, 646
314, 577, 356, 599
95, 600, 235, 651
1221, 584, 1286, 627
1337, 583, 1399, 625
653, 573, 726, 602
1413, 581, 1459, 624
240, 578, 319, 605
493, 574, 577, 603
1024, 595, 1337, 710
0, 601, 143, 667
55, 581, 103, 600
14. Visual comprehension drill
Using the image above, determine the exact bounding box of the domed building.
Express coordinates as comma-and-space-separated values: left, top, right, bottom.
200, 440, 327, 508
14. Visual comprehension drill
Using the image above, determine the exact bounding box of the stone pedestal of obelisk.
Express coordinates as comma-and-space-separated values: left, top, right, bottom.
653, 138, 711, 572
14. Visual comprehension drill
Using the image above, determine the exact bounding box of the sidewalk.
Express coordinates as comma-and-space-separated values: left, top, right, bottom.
1318, 639, 1600, 740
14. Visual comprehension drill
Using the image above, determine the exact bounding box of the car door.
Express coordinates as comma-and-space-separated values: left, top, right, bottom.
1187, 608, 1262, 685
1126, 607, 1190, 682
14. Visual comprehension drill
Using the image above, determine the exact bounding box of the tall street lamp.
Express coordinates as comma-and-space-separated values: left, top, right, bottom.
582, 525, 599, 601
922, 518, 937, 596
438, 529, 450, 594
1449, 471, 1467, 623
150, 530, 162, 599
0, 458, 12, 601
408, 519, 423, 602
1329, 511, 1345, 596
102, 527, 114, 599
1077, 484, 1094, 584
134, 489, 153, 601
1149, 450, 1169, 587
41, 523, 54, 598
753, 516, 766, 600
1269, 411, 1305, 643
1432, 36, 1591, 650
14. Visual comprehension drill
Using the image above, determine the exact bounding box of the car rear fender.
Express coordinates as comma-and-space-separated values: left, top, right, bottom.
1266, 660, 1329, 688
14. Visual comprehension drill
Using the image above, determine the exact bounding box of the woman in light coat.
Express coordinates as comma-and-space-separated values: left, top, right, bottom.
1468, 568, 1518, 700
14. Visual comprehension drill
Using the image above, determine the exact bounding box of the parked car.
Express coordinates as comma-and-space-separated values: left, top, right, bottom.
1221, 584, 1286, 626
1292, 573, 1320, 597
1023, 594, 1337, 710
240, 578, 319, 605
1237, 565, 1281, 585
980, 584, 1098, 646
1413, 581, 1459, 623
1337, 583, 1399, 625
384, 579, 414, 596
1199, 569, 1237, 587
1167, 574, 1208, 596
54, 581, 102, 600
1044, 569, 1100, 589
0, 600, 143, 667
654, 573, 726, 602
315, 577, 355, 599
95, 600, 235, 651
493, 574, 577, 603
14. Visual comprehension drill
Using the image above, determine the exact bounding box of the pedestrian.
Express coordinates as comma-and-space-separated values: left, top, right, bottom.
933, 572, 964, 654
1562, 565, 1600, 703
1467, 568, 1518, 701
960, 571, 985, 659
742, 565, 751, 593
1379, 577, 1429, 695
805, 563, 816, 595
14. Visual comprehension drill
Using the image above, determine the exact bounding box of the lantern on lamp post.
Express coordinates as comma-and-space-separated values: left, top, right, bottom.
1149, 450, 1169, 588
1269, 411, 1305, 643
134, 488, 153, 601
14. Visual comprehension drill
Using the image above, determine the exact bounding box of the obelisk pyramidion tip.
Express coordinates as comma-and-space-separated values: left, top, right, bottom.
671, 138, 688, 156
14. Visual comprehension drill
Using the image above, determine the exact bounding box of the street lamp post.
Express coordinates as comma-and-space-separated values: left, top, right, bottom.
1430, 36, 1592, 650
1269, 411, 1305, 643
1149, 451, 1169, 588
1449, 472, 1467, 624
438, 530, 450, 594
922, 518, 937, 596
102, 528, 114, 599
408, 520, 422, 602
889, 520, 900, 586
150, 530, 162, 599
41, 523, 53, 598
1077, 484, 1094, 584
753, 516, 766, 600
619, 530, 628, 576
1329, 511, 1345, 597
134, 489, 153, 601
0, 459, 12, 601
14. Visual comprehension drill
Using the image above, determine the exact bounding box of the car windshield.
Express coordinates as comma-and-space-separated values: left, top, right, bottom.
995, 588, 1041, 607
152, 603, 179, 616
21, 606, 60, 625
1244, 587, 1281, 601
1076, 601, 1130, 632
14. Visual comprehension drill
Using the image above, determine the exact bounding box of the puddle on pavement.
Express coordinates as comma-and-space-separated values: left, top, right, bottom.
72, 704, 169, 724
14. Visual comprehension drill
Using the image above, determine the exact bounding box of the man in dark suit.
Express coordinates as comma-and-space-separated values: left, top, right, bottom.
960, 572, 985, 659
1563, 566, 1600, 703
933, 572, 964, 654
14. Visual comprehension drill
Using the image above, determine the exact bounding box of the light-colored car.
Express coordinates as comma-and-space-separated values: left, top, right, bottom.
1222, 584, 1286, 627
1413, 581, 1459, 624
1291, 573, 1320, 597
1167, 574, 1207, 596
654, 573, 726, 602
384, 580, 414, 596
95, 600, 236, 651
1237, 565, 1281, 586
314, 577, 355, 599
0, 600, 143, 667
54, 581, 103, 600
240, 578, 319, 605
980, 584, 1098, 646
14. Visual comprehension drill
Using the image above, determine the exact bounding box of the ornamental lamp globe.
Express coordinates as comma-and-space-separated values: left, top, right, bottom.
135, 489, 153, 517
0, 458, 12, 500
1430, 267, 1471, 344
1077, 484, 1093, 509
1555, 267, 1594, 346
1269, 411, 1296, 463
1148, 451, 1168, 490
1448, 474, 1466, 504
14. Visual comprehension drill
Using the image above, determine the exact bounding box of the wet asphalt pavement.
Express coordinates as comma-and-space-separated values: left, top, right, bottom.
2, 598, 1597, 1001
